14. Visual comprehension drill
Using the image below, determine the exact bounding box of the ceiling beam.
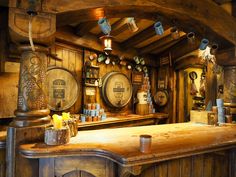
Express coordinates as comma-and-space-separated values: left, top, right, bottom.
213, 0, 232, 5
122, 23, 171, 49
75, 21, 97, 36
49, 0, 236, 47
150, 35, 187, 55
139, 32, 185, 54
158, 38, 200, 61
56, 26, 135, 58
98, 18, 141, 37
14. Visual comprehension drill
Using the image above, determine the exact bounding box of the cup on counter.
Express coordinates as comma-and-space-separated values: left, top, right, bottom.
226, 115, 232, 123
216, 99, 224, 107
140, 134, 152, 153
212, 106, 218, 113
80, 114, 86, 123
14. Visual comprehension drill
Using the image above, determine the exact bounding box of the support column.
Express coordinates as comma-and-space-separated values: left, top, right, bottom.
11, 45, 51, 127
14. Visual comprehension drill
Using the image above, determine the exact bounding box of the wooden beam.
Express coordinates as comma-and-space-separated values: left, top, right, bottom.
213, 0, 232, 5
150, 35, 186, 55
158, 38, 200, 61
56, 26, 137, 58
122, 23, 171, 49
216, 47, 236, 66
49, 0, 236, 46
139, 32, 185, 54
75, 21, 97, 36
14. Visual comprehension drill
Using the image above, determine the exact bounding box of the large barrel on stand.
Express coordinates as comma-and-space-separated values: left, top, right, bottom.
224, 66, 236, 120
101, 72, 132, 108
47, 67, 79, 111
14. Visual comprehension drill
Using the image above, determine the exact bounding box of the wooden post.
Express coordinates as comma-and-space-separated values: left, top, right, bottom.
6, 3, 56, 177
11, 45, 51, 127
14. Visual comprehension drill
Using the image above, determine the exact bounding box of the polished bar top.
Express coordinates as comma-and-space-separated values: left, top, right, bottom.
19, 123, 236, 166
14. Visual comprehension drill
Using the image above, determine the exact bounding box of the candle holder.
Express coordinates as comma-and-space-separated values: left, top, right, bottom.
44, 126, 70, 145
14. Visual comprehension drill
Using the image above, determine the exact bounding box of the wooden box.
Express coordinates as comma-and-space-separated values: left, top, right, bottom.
190, 110, 213, 124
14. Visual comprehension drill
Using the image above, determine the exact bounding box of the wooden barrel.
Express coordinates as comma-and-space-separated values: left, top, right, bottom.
101, 72, 132, 108
47, 67, 79, 111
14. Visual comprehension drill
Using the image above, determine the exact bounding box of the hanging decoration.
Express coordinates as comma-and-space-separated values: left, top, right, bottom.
154, 21, 164, 35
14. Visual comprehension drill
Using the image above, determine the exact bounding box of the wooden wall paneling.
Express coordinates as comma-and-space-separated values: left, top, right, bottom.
156, 162, 168, 177
167, 159, 180, 177
0, 7, 8, 73
192, 155, 204, 177
172, 70, 177, 123
74, 51, 83, 113
0, 148, 6, 177
55, 45, 63, 67
213, 151, 229, 177
179, 157, 192, 177
176, 71, 185, 123
54, 156, 115, 177
139, 165, 155, 177
48, 46, 56, 67
203, 154, 213, 177
39, 158, 55, 177
48, 43, 83, 114
0, 73, 18, 118
229, 149, 236, 177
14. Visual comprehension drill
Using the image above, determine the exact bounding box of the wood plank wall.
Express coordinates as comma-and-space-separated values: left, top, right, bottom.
0, 41, 161, 117
83, 50, 133, 114
42, 43, 83, 114
132, 149, 236, 177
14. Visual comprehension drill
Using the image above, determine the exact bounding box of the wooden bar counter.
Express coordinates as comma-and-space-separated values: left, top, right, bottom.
19, 123, 236, 177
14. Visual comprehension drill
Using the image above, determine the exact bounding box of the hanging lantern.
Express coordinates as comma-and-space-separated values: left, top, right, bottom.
100, 35, 113, 54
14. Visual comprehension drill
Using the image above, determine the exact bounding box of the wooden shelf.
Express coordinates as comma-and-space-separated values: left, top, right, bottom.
85, 83, 98, 87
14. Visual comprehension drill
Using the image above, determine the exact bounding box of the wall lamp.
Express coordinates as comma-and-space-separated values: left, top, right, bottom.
170, 26, 180, 40
126, 17, 139, 32
154, 21, 164, 35
199, 38, 209, 50
98, 17, 111, 35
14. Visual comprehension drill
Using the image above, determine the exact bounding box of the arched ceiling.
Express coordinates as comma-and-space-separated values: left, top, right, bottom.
4, 0, 236, 59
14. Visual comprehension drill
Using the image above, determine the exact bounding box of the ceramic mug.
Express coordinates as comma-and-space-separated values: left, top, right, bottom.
154, 21, 164, 35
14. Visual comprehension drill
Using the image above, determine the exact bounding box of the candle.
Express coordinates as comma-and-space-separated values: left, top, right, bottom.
62, 112, 70, 121
52, 114, 63, 130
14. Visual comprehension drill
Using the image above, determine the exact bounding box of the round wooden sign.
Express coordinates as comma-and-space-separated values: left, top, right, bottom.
47, 67, 79, 111
101, 72, 132, 108
154, 90, 168, 106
